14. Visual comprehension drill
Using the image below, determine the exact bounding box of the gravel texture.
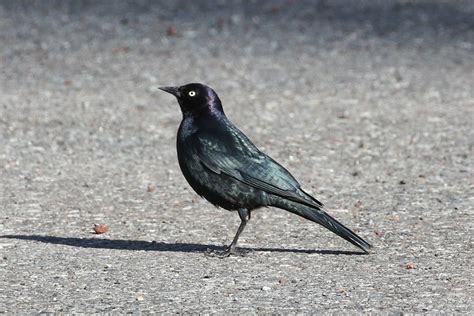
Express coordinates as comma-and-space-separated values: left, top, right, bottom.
0, 0, 473, 313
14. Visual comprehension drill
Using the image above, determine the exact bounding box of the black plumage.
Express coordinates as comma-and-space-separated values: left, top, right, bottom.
159, 83, 372, 256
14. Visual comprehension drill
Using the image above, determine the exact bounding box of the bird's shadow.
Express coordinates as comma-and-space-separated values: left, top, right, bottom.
0, 235, 367, 255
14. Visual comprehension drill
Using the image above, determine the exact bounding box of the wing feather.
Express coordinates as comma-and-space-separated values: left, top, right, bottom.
193, 127, 323, 209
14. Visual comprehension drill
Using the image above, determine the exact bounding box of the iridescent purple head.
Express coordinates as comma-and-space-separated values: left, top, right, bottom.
159, 83, 224, 117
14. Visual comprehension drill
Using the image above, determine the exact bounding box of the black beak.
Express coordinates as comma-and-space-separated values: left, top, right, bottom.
159, 86, 180, 97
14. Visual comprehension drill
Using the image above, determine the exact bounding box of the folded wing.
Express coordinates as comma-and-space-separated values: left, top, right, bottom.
192, 127, 323, 209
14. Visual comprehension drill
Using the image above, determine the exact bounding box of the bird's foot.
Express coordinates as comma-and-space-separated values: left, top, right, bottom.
205, 246, 248, 258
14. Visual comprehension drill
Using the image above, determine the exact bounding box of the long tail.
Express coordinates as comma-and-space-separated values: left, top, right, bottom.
271, 198, 372, 253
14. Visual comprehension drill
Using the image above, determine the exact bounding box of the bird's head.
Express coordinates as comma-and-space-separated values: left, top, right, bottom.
159, 83, 224, 117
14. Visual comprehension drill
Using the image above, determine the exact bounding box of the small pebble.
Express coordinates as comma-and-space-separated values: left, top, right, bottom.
93, 224, 109, 234
405, 262, 416, 270
167, 26, 178, 36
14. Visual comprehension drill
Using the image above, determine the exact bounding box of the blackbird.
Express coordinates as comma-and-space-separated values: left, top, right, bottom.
160, 83, 371, 257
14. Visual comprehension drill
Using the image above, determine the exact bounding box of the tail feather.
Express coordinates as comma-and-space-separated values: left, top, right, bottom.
272, 198, 372, 253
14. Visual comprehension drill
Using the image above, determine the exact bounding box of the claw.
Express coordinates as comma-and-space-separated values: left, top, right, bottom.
205, 246, 248, 258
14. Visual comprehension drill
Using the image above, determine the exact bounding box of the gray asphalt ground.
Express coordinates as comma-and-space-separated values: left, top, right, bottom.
0, 0, 473, 313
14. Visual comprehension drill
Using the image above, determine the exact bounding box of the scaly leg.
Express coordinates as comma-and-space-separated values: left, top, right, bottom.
206, 208, 250, 258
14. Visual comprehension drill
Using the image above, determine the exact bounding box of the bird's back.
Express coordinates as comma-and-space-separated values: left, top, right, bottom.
176, 112, 322, 211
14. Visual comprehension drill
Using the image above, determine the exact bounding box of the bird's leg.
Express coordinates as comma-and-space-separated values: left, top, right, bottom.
223, 208, 250, 256
206, 208, 250, 258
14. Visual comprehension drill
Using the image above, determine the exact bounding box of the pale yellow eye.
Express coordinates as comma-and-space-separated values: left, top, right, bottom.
188, 91, 196, 97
